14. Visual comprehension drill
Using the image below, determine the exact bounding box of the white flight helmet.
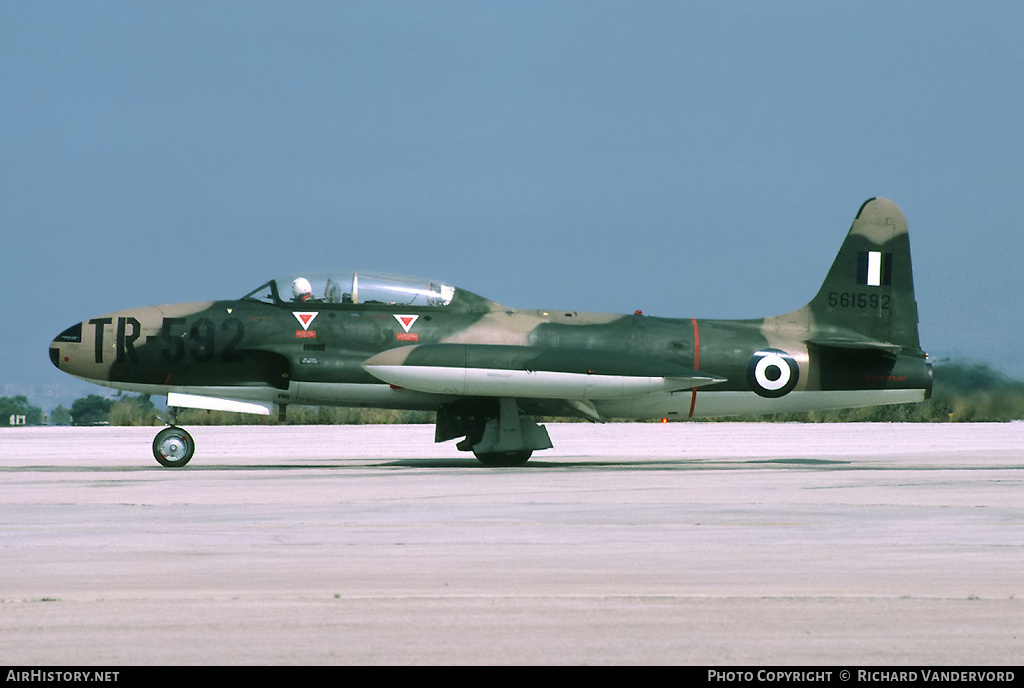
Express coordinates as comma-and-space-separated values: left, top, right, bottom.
291, 277, 313, 300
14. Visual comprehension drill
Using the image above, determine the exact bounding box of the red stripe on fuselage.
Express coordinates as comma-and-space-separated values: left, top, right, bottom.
689, 318, 699, 418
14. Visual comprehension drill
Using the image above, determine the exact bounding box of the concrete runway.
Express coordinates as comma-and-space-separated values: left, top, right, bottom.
1, 422, 1022, 665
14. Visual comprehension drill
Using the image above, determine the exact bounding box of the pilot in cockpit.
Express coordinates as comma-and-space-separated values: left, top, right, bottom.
291, 277, 315, 302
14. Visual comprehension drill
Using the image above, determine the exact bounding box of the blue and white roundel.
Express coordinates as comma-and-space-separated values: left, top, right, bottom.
746, 349, 799, 398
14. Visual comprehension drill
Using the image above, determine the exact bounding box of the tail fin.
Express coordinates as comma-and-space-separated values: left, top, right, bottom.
805, 197, 922, 351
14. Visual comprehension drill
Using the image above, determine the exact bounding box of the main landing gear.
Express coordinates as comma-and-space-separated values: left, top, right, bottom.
440, 397, 553, 467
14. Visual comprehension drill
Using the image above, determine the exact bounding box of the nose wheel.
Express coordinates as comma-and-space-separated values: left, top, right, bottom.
153, 426, 195, 467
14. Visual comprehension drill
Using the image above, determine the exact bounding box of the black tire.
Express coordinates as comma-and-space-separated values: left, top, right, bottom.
153, 426, 195, 468
473, 450, 532, 467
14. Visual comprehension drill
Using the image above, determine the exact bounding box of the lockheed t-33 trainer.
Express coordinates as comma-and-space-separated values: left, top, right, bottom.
50, 198, 931, 467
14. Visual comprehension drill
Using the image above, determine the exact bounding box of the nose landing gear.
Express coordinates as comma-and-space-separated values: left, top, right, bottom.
152, 406, 194, 467
152, 403, 194, 466
152, 425, 195, 467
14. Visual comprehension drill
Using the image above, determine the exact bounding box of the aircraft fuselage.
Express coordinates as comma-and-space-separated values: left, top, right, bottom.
51, 293, 930, 422
49, 198, 933, 466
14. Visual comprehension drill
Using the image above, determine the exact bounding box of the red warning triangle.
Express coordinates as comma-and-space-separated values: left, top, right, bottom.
394, 314, 418, 333
293, 311, 318, 330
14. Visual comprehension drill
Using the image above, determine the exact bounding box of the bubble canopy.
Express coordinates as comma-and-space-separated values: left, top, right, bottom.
241, 272, 458, 308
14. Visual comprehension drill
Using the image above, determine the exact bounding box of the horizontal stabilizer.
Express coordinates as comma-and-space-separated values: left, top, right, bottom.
807, 339, 904, 356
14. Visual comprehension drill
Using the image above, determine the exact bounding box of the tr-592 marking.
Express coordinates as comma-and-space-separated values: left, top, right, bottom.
148, 317, 245, 364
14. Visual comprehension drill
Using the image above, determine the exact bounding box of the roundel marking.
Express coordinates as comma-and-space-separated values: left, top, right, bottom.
747, 349, 799, 398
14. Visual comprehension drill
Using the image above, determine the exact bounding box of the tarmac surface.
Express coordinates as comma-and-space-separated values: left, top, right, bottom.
1, 421, 1022, 665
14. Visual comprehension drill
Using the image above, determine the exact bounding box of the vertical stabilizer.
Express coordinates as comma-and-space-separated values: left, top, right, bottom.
806, 198, 921, 350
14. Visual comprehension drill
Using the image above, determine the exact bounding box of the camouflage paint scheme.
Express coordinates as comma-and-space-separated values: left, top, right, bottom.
50, 198, 931, 467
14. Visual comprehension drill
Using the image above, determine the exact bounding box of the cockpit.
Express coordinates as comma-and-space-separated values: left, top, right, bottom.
242, 271, 458, 308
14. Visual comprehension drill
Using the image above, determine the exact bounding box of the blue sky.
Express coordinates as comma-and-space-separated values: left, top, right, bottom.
2, 2, 1022, 409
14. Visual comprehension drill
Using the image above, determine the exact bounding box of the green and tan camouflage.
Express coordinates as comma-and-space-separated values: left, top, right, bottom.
50, 198, 931, 467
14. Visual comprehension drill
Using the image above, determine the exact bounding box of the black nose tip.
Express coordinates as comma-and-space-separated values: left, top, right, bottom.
51, 322, 84, 370
54, 322, 83, 345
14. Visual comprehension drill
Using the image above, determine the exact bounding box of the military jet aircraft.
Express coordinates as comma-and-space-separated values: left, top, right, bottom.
50, 198, 931, 467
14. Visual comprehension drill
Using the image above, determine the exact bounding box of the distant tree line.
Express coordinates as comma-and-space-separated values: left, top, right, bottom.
4, 360, 1024, 428
1, 395, 44, 426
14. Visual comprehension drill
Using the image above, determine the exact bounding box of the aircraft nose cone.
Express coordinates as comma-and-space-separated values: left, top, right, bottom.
50, 321, 84, 370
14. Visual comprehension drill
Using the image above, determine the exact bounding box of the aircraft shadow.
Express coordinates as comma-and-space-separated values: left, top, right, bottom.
0, 457, 854, 472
